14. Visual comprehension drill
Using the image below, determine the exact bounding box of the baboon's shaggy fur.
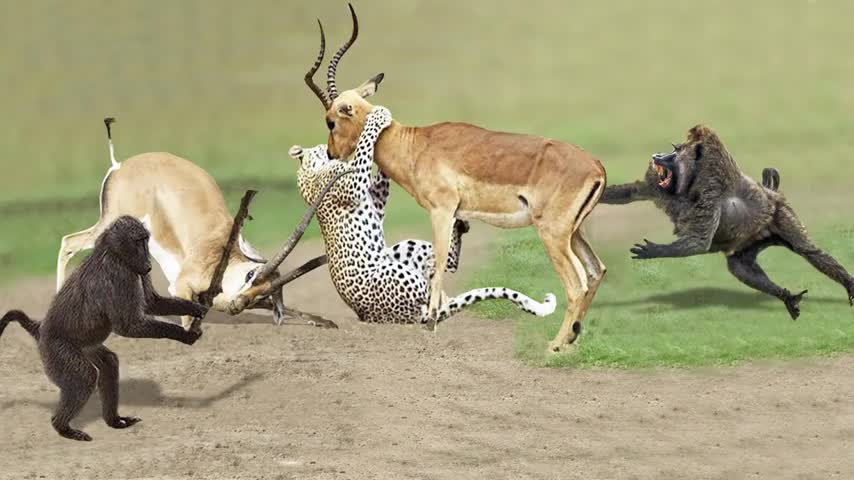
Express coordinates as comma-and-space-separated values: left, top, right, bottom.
1, 216, 207, 441
602, 125, 854, 319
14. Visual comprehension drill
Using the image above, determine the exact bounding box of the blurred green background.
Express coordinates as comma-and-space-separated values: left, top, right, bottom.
1, 0, 853, 366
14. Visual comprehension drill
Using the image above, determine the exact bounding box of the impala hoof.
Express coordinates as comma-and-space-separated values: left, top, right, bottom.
311, 318, 339, 329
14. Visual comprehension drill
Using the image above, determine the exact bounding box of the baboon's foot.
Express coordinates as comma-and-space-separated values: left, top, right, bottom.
106, 416, 141, 429
56, 426, 93, 442
846, 283, 854, 306
783, 289, 808, 320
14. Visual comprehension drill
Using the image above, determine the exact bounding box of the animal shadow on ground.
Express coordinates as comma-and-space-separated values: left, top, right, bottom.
598, 286, 841, 311
1, 373, 263, 427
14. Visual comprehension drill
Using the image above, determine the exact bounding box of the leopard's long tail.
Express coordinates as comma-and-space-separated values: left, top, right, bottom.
436, 288, 556, 322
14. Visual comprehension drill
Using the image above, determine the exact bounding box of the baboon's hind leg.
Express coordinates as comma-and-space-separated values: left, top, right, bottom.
88, 346, 140, 429
773, 205, 854, 305
727, 237, 806, 319
42, 340, 97, 441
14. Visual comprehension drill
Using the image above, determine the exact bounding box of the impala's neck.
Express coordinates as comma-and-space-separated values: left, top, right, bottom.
374, 120, 419, 197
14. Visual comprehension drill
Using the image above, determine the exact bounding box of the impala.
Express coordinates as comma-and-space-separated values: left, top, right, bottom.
57, 118, 337, 329
303, 5, 608, 351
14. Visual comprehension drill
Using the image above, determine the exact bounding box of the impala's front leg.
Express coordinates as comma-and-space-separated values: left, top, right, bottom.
426, 207, 456, 331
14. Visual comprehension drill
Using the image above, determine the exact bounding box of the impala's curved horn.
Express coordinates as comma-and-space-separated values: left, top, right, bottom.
327, 3, 358, 100
305, 19, 331, 110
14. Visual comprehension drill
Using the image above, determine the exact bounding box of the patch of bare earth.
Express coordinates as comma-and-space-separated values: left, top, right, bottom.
1, 221, 853, 479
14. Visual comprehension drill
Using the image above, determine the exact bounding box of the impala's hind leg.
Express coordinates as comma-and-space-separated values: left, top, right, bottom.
538, 179, 604, 352
539, 228, 586, 352
571, 230, 606, 325
57, 226, 101, 291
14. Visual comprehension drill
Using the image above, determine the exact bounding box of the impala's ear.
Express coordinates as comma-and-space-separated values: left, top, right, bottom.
356, 72, 384, 98
238, 234, 266, 263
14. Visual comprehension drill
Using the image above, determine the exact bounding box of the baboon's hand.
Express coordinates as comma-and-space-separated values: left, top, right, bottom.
183, 319, 203, 345
630, 239, 663, 260
189, 302, 209, 319
783, 289, 808, 320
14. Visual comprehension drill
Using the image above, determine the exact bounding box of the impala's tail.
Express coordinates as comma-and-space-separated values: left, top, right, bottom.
436, 289, 557, 322
98, 117, 121, 217
0, 310, 41, 342
104, 117, 119, 168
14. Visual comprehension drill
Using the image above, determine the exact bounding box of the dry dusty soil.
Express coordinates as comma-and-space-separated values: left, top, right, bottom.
1, 214, 853, 480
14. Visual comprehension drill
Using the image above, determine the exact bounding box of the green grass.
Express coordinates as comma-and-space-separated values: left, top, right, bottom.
2, 1, 854, 366
467, 224, 854, 368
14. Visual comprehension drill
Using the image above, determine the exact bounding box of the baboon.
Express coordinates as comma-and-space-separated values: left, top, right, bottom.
601, 125, 854, 319
1, 216, 207, 441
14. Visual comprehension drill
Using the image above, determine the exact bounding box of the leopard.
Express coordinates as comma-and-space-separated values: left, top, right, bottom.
288, 105, 556, 324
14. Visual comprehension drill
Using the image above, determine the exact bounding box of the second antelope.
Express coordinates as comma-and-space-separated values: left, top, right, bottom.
305, 5, 607, 351
57, 118, 337, 329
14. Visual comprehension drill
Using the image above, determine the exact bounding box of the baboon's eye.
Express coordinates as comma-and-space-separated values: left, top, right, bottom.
326, 120, 335, 130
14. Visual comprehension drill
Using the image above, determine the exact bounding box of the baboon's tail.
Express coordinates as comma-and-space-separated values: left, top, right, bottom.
761, 168, 780, 191
436, 289, 557, 322
0, 310, 41, 341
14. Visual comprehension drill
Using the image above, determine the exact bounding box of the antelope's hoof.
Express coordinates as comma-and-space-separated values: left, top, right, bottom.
424, 315, 438, 332
548, 341, 578, 354
311, 318, 339, 329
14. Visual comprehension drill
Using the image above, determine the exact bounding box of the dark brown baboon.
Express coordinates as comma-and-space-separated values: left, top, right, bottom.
0, 216, 208, 441
601, 125, 854, 319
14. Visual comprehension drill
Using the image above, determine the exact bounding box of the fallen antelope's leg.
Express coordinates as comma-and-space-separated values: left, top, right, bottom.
277, 306, 338, 329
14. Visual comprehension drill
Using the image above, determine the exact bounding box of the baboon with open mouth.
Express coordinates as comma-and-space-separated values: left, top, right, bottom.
601, 125, 854, 319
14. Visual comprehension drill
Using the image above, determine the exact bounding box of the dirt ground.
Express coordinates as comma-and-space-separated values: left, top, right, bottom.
1, 212, 853, 480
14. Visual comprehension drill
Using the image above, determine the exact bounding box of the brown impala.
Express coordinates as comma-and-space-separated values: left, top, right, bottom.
304, 5, 607, 351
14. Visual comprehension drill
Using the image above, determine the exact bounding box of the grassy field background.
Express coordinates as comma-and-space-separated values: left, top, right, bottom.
1, 0, 852, 367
